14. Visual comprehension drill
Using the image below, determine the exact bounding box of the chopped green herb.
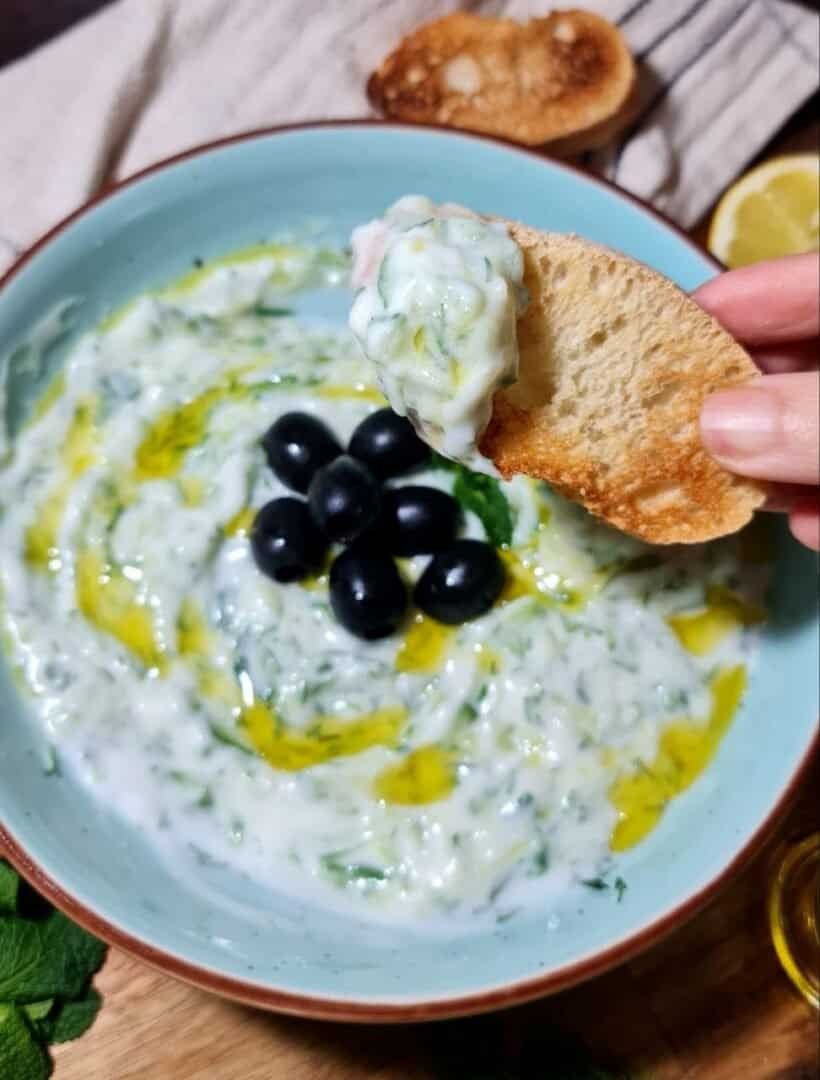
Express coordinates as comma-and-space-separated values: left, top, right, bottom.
252, 305, 294, 318
455, 701, 478, 724
320, 853, 387, 888
529, 848, 550, 876
42, 746, 60, 778
580, 877, 609, 892
208, 722, 253, 755
614, 877, 628, 903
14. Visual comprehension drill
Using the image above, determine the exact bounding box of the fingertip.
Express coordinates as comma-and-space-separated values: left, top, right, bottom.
789, 501, 820, 551
692, 255, 820, 344
699, 384, 777, 462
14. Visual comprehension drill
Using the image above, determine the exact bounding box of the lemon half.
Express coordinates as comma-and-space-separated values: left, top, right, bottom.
708, 153, 819, 268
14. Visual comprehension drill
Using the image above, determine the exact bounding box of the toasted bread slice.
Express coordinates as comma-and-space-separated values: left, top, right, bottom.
480, 227, 767, 543
367, 10, 635, 150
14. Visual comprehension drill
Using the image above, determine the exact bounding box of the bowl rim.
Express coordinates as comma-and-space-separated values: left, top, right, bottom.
0, 118, 816, 1023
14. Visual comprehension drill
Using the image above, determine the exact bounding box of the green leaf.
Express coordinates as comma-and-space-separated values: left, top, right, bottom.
22, 1000, 54, 1023
0, 861, 20, 915
38, 987, 101, 1045
0, 909, 106, 1003
452, 469, 513, 547
0, 1003, 51, 1080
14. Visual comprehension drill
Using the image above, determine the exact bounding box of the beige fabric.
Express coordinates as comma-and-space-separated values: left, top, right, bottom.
0, 0, 817, 273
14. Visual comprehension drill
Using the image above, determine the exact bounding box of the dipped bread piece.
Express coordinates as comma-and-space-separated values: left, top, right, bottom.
481, 226, 767, 543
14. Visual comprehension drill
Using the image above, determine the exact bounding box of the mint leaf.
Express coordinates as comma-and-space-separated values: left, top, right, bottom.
22, 1000, 54, 1023
0, 1003, 50, 1080
0, 862, 19, 914
452, 469, 513, 547
39, 986, 101, 1045
0, 908, 106, 1003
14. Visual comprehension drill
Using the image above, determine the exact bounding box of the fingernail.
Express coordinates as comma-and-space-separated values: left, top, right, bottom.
700, 386, 779, 461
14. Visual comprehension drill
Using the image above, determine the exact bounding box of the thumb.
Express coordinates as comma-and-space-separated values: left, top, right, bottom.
700, 372, 819, 486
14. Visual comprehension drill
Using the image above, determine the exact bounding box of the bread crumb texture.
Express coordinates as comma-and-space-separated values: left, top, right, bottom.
481, 228, 767, 543
367, 10, 635, 150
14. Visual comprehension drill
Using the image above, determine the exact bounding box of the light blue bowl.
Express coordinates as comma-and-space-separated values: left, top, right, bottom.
0, 123, 817, 1020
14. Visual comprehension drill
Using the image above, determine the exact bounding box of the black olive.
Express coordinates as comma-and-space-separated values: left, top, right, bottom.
414, 540, 505, 624
348, 408, 429, 479
250, 498, 328, 583
329, 548, 408, 640
382, 486, 460, 556
308, 455, 381, 544
261, 412, 342, 493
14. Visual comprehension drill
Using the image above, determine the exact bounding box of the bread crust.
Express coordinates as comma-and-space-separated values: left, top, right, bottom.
480, 227, 767, 543
367, 11, 635, 150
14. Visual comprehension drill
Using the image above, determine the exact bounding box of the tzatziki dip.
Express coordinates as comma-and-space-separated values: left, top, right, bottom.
349, 195, 526, 471
0, 241, 767, 927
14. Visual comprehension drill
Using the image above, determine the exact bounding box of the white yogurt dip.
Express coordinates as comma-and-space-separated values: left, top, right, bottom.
0, 242, 766, 926
349, 196, 526, 470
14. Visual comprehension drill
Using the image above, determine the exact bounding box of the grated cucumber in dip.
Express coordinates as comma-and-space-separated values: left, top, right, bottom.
0, 242, 768, 928
349, 195, 526, 470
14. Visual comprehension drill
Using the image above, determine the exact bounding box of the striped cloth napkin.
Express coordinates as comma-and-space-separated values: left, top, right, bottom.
0, 0, 816, 275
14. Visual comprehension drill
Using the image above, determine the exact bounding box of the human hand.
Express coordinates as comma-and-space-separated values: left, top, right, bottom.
696, 253, 819, 550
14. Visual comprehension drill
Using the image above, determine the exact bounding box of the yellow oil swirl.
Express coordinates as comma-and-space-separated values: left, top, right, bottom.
373, 745, 455, 805
667, 585, 765, 656
177, 597, 214, 657
395, 614, 455, 674
176, 599, 240, 706
75, 549, 167, 673
161, 243, 306, 297
475, 645, 501, 674
175, 598, 406, 769
25, 398, 99, 571
499, 549, 608, 611
242, 700, 405, 772
178, 475, 207, 507
135, 359, 318, 483
223, 506, 255, 538
133, 386, 225, 481
609, 665, 746, 851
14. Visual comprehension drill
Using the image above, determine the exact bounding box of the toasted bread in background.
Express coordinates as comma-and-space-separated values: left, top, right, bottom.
480, 227, 767, 543
367, 10, 635, 152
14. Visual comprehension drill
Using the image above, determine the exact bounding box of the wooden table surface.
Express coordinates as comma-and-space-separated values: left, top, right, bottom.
5, 8, 818, 1078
